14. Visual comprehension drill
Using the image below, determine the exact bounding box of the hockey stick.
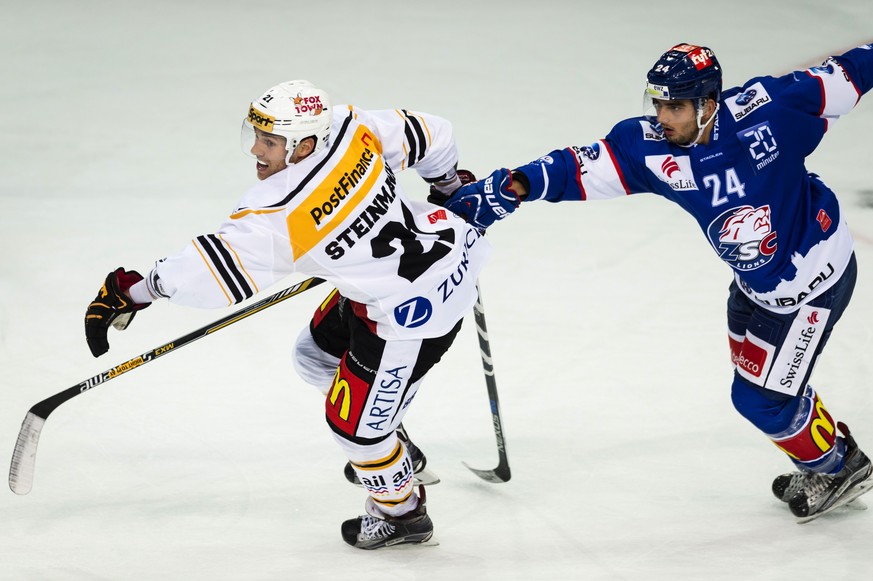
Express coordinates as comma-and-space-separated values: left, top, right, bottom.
463, 281, 511, 483
8, 276, 326, 495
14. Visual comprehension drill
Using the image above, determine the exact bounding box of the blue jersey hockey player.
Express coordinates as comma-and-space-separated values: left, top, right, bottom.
436, 42, 873, 520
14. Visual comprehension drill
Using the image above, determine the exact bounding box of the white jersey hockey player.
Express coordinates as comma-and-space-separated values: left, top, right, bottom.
84, 80, 490, 548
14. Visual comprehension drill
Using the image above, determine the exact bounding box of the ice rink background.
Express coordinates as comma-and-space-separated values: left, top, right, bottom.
2, 1, 873, 579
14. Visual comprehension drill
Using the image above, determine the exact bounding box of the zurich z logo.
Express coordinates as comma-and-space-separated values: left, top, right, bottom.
394, 297, 432, 328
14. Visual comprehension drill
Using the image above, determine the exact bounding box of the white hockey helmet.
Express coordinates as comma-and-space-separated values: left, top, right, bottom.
242, 80, 332, 163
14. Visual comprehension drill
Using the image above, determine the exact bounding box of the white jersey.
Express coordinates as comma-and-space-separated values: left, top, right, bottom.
139, 106, 490, 340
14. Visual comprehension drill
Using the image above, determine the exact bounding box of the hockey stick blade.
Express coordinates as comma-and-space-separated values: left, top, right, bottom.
463, 282, 511, 483
8, 276, 326, 495
9, 412, 46, 495
462, 460, 511, 484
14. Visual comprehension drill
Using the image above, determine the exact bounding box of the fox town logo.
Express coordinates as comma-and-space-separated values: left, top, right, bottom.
293, 93, 324, 115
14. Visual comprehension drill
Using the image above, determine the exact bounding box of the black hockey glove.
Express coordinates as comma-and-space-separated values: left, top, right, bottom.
426, 169, 477, 206
85, 267, 150, 357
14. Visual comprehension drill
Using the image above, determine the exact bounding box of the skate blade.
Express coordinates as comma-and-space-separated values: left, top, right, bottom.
386, 537, 440, 549
412, 468, 440, 486
378, 537, 440, 551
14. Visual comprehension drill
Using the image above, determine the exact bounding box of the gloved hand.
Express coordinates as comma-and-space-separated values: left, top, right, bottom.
427, 169, 477, 206
442, 168, 521, 231
85, 267, 150, 357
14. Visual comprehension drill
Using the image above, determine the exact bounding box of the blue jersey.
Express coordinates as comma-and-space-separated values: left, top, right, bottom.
514, 44, 873, 313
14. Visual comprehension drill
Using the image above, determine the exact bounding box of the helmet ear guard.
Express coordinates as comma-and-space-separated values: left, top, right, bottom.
242, 80, 332, 163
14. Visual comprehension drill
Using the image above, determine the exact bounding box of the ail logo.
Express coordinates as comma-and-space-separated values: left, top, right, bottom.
808, 311, 820, 325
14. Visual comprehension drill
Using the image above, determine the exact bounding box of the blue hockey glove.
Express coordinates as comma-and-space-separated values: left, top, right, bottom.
85, 267, 150, 357
443, 168, 520, 231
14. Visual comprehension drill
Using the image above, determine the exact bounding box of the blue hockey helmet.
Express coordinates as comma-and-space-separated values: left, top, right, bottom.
645, 43, 722, 103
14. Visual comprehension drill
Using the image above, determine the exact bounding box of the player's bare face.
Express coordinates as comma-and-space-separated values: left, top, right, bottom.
654, 99, 699, 145
251, 129, 288, 180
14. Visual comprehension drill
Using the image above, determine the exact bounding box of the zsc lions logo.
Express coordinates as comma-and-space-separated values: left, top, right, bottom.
708, 205, 778, 271
735, 88, 757, 106
394, 297, 432, 328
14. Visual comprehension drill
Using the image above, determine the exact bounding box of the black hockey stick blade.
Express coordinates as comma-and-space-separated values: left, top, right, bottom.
463, 282, 511, 483
8, 276, 326, 495
463, 458, 511, 484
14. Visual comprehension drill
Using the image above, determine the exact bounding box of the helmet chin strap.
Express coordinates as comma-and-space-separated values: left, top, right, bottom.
683, 99, 719, 147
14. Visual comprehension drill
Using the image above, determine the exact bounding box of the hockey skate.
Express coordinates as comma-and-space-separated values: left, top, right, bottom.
772, 471, 808, 502
776, 423, 873, 522
344, 424, 440, 486
341, 486, 434, 549
772, 470, 868, 511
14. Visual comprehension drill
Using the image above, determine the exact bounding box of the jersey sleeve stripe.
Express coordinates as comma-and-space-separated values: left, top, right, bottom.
192, 240, 234, 305
398, 109, 428, 168
220, 233, 259, 295
196, 234, 254, 303
197, 235, 243, 303
565, 147, 588, 201
602, 140, 631, 195
405, 111, 431, 161
399, 110, 419, 168
411, 111, 433, 146
400, 142, 408, 170
207, 234, 254, 300
805, 71, 827, 117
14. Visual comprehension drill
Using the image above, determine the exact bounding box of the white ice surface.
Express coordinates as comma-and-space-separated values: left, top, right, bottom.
2, 1, 873, 579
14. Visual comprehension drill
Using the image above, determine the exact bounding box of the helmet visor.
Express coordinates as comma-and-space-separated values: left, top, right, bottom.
240, 119, 257, 159
642, 84, 669, 120
240, 120, 291, 161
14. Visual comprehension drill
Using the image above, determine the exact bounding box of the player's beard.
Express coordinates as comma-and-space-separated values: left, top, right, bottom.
663, 123, 699, 146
